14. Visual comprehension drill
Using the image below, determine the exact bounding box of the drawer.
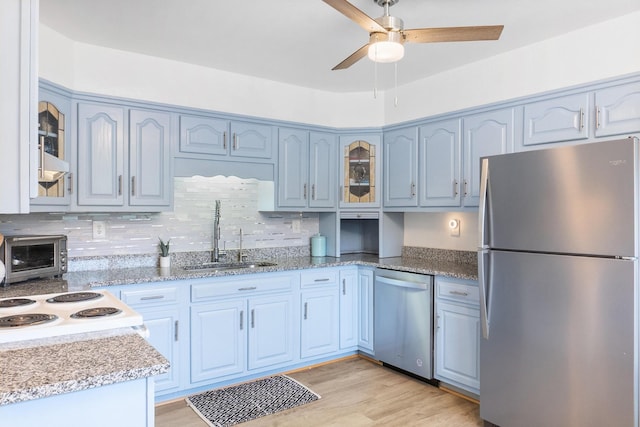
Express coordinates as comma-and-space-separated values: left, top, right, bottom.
436, 278, 479, 306
121, 287, 179, 306
192, 274, 295, 302
300, 269, 338, 288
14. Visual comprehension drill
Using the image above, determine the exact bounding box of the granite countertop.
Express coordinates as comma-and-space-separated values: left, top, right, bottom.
0, 251, 475, 406
0, 254, 478, 298
0, 328, 169, 405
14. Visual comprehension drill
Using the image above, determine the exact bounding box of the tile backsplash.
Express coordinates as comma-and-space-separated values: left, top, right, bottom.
0, 176, 319, 260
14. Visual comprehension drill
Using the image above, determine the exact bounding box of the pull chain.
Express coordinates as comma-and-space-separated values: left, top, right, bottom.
394, 62, 399, 107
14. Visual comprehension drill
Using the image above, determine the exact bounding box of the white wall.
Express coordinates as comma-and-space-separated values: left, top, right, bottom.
40, 12, 640, 129
385, 12, 640, 124
404, 212, 478, 252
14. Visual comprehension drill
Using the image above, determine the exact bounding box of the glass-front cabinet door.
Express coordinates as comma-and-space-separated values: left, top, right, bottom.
31, 85, 72, 210
339, 134, 381, 208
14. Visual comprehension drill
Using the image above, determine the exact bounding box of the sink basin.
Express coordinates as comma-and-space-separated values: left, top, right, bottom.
182, 261, 277, 272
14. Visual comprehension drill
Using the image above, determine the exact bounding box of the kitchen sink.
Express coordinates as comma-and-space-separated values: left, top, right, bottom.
181, 261, 277, 272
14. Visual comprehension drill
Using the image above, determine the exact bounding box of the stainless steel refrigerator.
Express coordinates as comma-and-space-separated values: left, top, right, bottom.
478, 137, 639, 427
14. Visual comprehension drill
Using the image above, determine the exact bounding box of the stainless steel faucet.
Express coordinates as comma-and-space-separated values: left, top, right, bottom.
212, 200, 222, 262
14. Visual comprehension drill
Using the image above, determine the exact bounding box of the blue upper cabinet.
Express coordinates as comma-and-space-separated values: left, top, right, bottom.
277, 128, 337, 210
383, 127, 418, 208
179, 114, 274, 160
278, 127, 309, 209
463, 108, 514, 207
594, 82, 640, 138
339, 134, 382, 209
523, 93, 590, 146
419, 119, 461, 208
179, 115, 228, 156
76, 102, 172, 211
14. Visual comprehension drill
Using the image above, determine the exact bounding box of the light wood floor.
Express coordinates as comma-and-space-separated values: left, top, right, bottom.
155, 357, 483, 427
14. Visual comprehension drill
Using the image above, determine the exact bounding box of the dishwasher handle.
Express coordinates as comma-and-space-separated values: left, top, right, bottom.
376, 275, 429, 290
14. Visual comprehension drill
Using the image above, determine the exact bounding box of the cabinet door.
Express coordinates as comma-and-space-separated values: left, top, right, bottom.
419, 119, 461, 207
463, 108, 513, 207
523, 93, 590, 145
383, 127, 418, 207
142, 307, 180, 393
32, 87, 73, 209
309, 132, 337, 209
179, 114, 229, 156
77, 103, 125, 206
230, 121, 273, 159
300, 289, 339, 358
248, 294, 295, 370
277, 128, 309, 208
595, 82, 640, 138
339, 269, 358, 349
190, 300, 245, 383
129, 109, 171, 207
339, 134, 381, 208
357, 268, 374, 353
435, 301, 480, 394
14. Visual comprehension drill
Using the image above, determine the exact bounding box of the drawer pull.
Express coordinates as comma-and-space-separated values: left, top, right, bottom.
140, 295, 165, 301
314, 278, 330, 282
449, 290, 469, 296
238, 286, 257, 291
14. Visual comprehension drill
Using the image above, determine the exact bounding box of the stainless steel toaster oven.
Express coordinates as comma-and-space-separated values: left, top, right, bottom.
1, 235, 67, 285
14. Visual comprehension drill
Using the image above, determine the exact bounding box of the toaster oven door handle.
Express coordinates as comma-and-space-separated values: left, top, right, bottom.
8, 236, 65, 242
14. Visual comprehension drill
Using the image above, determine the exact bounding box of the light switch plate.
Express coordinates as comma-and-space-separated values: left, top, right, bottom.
93, 220, 107, 239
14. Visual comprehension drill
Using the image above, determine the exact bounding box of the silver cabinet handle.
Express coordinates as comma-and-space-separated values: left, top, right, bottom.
453, 179, 458, 196
240, 310, 244, 330
140, 295, 164, 301
312, 184, 316, 200
342, 278, 346, 295
579, 108, 585, 130
304, 302, 308, 320
303, 183, 307, 200
595, 107, 601, 129
251, 309, 255, 328
410, 182, 416, 198
238, 286, 257, 291
174, 320, 179, 341
131, 176, 135, 196
223, 131, 227, 149
314, 278, 330, 282
67, 172, 73, 195
436, 314, 440, 330
449, 290, 469, 296
463, 179, 468, 196
118, 175, 123, 196
233, 133, 238, 150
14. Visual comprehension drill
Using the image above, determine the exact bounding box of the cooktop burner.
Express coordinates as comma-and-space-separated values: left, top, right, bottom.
0, 313, 58, 328
0, 298, 37, 308
71, 307, 122, 319
46, 292, 103, 303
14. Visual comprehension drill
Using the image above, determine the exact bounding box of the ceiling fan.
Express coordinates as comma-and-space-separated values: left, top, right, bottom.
323, 0, 504, 70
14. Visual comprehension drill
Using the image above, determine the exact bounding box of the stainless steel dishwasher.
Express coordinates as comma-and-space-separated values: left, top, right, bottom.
374, 268, 434, 379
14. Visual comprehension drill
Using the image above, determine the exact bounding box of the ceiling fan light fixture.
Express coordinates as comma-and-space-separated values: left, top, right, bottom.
368, 41, 404, 63
367, 31, 404, 63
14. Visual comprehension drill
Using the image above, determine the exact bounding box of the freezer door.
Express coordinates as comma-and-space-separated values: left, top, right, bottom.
482, 138, 636, 257
480, 250, 635, 427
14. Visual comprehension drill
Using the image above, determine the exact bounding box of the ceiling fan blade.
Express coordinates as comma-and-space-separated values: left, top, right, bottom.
322, 0, 387, 33
332, 43, 370, 70
403, 25, 504, 43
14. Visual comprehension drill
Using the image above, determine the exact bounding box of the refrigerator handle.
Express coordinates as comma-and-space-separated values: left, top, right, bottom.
478, 158, 490, 249
478, 249, 491, 339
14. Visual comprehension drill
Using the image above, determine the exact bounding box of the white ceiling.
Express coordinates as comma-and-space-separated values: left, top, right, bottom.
40, 0, 638, 93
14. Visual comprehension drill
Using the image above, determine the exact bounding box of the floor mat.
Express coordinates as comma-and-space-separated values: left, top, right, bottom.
186, 375, 321, 426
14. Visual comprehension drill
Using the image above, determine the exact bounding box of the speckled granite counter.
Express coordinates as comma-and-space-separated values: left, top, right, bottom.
0, 253, 478, 298
0, 328, 169, 405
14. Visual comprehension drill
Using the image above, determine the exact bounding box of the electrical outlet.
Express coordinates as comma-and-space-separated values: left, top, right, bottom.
93, 220, 107, 239
292, 219, 301, 233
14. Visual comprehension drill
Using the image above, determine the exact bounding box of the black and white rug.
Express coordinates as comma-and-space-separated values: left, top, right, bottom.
186, 375, 321, 427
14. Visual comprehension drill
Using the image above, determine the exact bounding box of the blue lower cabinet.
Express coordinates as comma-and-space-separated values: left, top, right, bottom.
300, 288, 340, 358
